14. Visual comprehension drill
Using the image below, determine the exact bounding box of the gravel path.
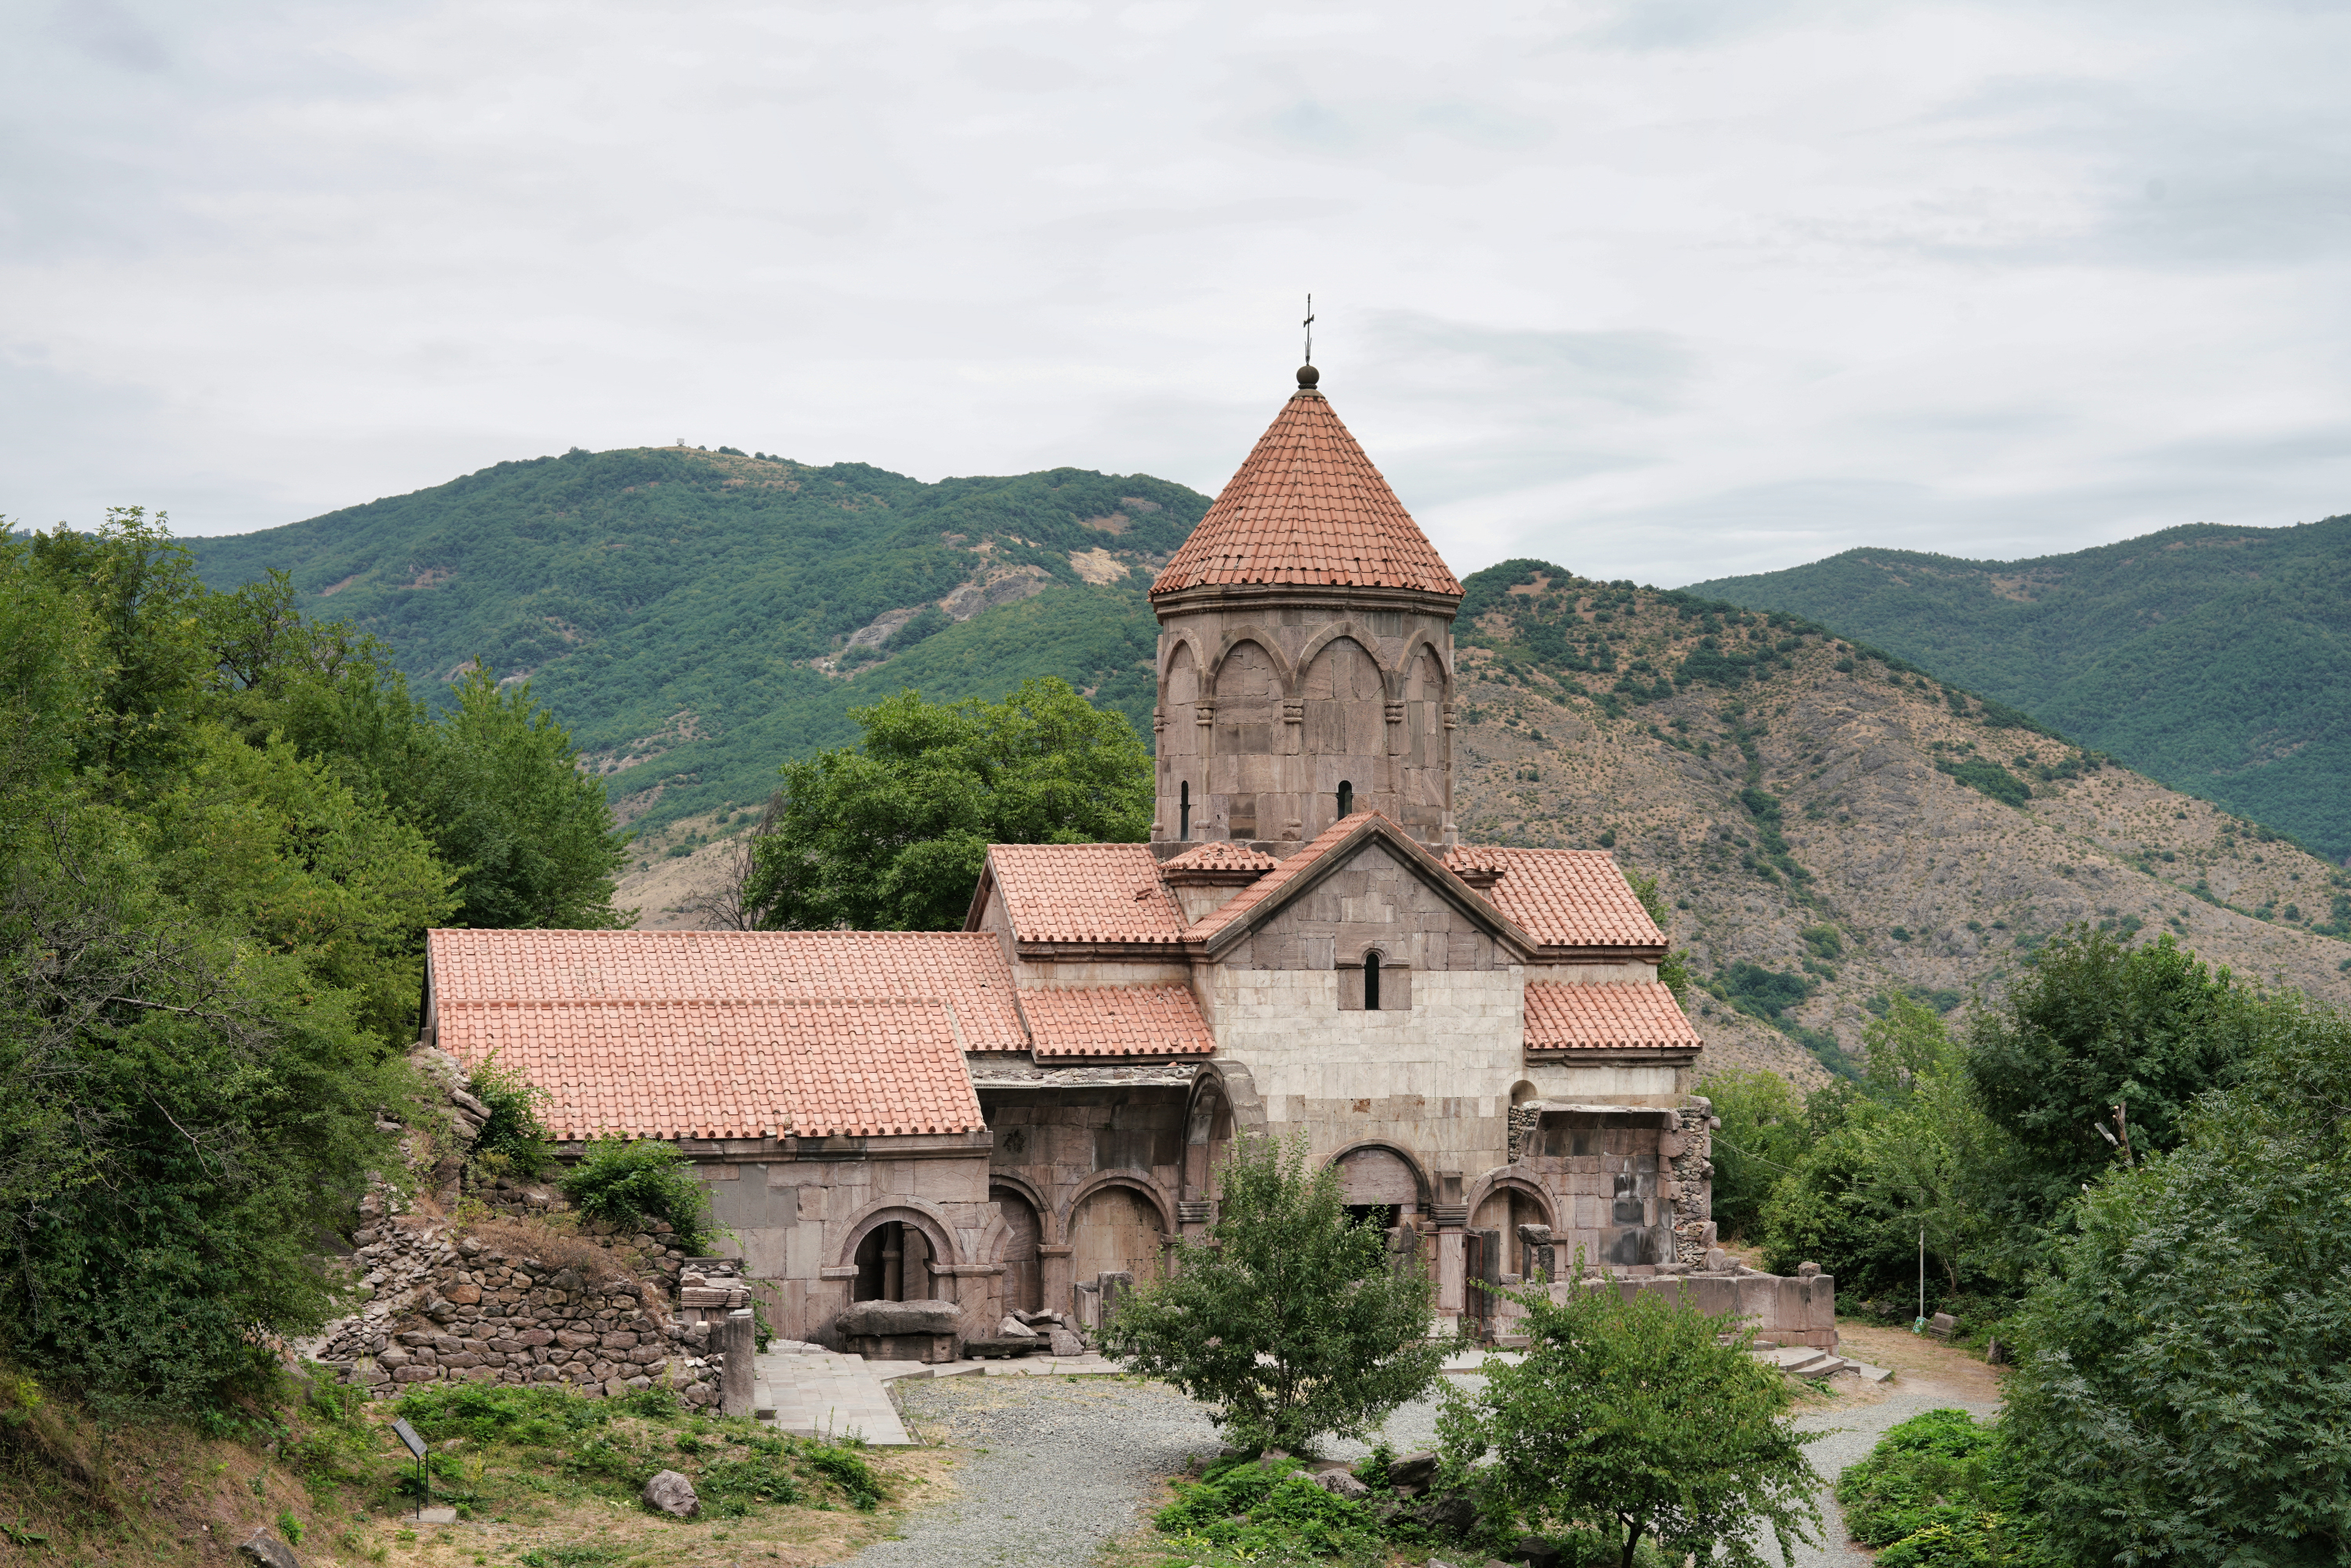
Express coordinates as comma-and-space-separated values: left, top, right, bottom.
828, 1370, 1997, 1568
820, 1376, 1219, 1568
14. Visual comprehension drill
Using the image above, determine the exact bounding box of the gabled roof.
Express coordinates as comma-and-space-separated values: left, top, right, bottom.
1020, 987, 1216, 1059
975, 842, 1189, 946
424, 929, 1011, 1141
1184, 812, 1537, 958
1160, 841, 1281, 885
1444, 846, 1665, 950
437, 998, 984, 1139
1524, 981, 1700, 1054
1150, 382, 1463, 599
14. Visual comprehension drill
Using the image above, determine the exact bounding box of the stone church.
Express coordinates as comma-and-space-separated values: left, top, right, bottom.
424, 364, 1715, 1346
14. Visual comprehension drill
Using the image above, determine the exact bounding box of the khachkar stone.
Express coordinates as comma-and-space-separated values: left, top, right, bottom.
1149, 364, 1465, 855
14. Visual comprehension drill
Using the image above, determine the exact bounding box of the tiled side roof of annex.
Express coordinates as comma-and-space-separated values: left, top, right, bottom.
1444, 846, 1665, 949
437, 998, 984, 1139
1020, 987, 1217, 1059
984, 843, 1190, 945
1523, 981, 1700, 1052
425, 929, 1011, 1140
1150, 377, 1465, 599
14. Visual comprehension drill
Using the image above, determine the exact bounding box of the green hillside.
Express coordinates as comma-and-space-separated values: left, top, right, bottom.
189, 446, 1208, 835
1689, 516, 2351, 860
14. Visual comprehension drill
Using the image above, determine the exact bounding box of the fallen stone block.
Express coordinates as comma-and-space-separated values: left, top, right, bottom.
835, 1299, 961, 1338
238, 1527, 301, 1568
643, 1469, 698, 1518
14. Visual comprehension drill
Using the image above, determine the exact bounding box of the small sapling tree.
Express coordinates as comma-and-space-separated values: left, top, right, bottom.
1099, 1134, 1446, 1454
1438, 1268, 1820, 1568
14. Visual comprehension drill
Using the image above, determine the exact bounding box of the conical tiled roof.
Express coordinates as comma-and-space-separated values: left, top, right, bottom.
1151, 379, 1463, 599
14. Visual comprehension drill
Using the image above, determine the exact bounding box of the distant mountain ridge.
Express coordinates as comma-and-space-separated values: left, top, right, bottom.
188, 445, 1212, 837
1689, 516, 2351, 860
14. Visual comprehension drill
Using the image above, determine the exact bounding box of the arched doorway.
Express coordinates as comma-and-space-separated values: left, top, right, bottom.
1334, 1146, 1419, 1231
992, 1183, 1044, 1313
853, 1220, 935, 1302
1070, 1185, 1164, 1290
1470, 1183, 1552, 1277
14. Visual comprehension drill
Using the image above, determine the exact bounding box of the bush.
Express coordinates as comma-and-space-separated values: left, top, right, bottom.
465, 1052, 551, 1180
556, 1137, 715, 1251
1438, 1272, 1820, 1568
1101, 1135, 1444, 1454
1154, 1456, 1386, 1560
1835, 1410, 2055, 1567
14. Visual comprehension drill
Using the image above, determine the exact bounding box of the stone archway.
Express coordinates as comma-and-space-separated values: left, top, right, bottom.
991, 1182, 1045, 1313
1068, 1181, 1166, 1291
1331, 1144, 1423, 1231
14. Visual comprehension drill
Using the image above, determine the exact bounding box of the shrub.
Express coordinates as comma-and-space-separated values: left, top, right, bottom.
1439, 1272, 1820, 1568
1101, 1134, 1444, 1454
1154, 1456, 1386, 1560
465, 1052, 551, 1179
556, 1137, 715, 1251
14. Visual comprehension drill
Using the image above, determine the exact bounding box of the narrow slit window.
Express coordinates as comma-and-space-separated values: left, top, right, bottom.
1337, 780, 1354, 818
1179, 780, 1190, 839
1364, 951, 1382, 1011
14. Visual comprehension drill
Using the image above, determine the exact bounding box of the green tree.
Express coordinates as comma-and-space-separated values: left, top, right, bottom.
2001, 988, 2351, 1565
1694, 1067, 1808, 1240
425, 668, 632, 929
748, 676, 1150, 931
1966, 928, 2249, 1216
1437, 1273, 1821, 1568
1099, 1135, 1444, 1454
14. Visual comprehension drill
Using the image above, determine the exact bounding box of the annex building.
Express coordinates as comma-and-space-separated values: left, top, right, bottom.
426, 364, 1717, 1345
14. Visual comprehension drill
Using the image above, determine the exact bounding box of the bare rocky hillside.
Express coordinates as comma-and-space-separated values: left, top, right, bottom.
1447, 568, 2351, 1084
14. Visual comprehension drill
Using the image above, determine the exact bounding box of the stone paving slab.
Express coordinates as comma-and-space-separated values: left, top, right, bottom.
752, 1350, 912, 1446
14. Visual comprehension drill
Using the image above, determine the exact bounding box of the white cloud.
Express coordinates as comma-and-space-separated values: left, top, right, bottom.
2, 0, 2348, 587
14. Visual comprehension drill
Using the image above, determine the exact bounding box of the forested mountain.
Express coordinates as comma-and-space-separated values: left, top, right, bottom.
1687, 516, 2351, 860
189, 447, 1209, 837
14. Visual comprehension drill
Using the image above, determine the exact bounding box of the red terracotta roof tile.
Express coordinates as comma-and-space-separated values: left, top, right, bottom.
1158, 841, 1281, 875
1444, 846, 1665, 949
425, 930, 1010, 1141
1523, 981, 1700, 1052
1150, 388, 1464, 599
426, 929, 1027, 1048
986, 843, 1189, 945
437, 998, 983, 1139
1020, 987, 1216, 1059
1182, 812, 1380, 940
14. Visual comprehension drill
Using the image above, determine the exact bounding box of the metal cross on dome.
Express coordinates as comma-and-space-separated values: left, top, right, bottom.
1302, 295, 1316, 365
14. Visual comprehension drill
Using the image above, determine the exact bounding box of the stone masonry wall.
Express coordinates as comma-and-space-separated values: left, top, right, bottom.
314, 1217, 725, 1403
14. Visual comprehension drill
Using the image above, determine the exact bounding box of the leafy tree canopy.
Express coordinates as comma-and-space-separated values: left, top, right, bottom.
0, 509, 624, 1410
747, 676, 1150, 931
2002, 986, 2351, 1565
1099, 1134, 1444, 1454
1966, 928, 2249, 1208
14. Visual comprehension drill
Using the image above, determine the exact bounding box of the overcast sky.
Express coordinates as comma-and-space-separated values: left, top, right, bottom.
6, 0, 2349, 585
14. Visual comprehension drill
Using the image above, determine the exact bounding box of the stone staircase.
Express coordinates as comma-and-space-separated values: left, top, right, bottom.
1758, 1342, 1891, 1382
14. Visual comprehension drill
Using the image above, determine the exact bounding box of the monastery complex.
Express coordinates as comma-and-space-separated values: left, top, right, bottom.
425, 364, 1735, 1348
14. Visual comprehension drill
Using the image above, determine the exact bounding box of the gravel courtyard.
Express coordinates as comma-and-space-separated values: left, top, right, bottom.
828, 1332, 2003, 1568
